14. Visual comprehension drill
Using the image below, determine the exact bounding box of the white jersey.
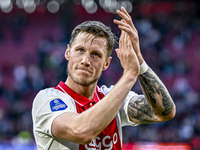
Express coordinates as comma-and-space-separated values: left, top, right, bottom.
32, 81, 138, 150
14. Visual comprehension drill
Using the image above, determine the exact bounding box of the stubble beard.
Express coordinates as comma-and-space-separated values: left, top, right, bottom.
66, 65, 101, 87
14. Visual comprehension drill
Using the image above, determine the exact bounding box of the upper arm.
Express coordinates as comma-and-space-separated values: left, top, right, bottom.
127, 95, 163, 124
32, 89, 88, 143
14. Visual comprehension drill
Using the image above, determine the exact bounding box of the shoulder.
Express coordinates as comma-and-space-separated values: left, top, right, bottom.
32, 87, 72, 112
32, 87, 77, 118
34, 87, 67, 102
32, 88, 59, 114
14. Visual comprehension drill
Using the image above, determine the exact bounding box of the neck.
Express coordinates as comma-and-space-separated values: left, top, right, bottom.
65, 77, 97, 100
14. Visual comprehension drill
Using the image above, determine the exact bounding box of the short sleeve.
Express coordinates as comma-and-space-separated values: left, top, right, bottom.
32, 88, 76, 137
120, 91, 139, 126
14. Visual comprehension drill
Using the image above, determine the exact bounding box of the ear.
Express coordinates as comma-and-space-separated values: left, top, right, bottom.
103, 56, 112, 71
65, 44, 70, 61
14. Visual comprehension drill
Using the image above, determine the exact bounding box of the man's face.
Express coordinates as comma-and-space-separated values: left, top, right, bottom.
65, 32, 111, 87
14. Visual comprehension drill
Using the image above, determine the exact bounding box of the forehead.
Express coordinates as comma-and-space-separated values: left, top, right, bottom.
72, 32, 107, 49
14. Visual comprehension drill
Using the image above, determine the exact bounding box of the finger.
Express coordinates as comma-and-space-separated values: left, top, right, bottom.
121, 19, 126, 23
115, 48, 123, 61
115, 19, 138, 44
119, 30, 126, 52
118, 25, 136, 37
125, 32, 131, 49
116, 8, 137, 32
113, 19, 124, 26
115, 48, 120, 56
119, 30, 125, 42
127, 35, 133, 51
114, 19, 134, 34
121, 7, 131, 19
116, 10, 130, 22
114, 19, 130, 28
124, 32, 130, 52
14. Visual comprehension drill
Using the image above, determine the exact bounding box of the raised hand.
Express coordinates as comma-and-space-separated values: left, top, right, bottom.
115, 30, 140, 76
114, 7, 143, 64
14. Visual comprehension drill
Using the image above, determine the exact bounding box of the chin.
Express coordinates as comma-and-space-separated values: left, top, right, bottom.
75, 77, 99, 87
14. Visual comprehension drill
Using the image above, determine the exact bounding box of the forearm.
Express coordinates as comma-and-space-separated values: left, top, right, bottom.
138, 67, 176, 120
79, 73, 137, 137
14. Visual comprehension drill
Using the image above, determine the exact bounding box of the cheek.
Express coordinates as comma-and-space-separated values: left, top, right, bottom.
67, 60, 76, 70
95, 64, 104, 74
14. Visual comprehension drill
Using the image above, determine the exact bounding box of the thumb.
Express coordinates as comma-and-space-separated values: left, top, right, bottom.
115, 48, 120, 57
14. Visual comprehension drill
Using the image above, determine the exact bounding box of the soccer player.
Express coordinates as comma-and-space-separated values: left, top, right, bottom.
32, 7, 176, 150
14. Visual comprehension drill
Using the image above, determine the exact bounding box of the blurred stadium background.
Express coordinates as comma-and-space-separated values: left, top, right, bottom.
0, 0, 200, 149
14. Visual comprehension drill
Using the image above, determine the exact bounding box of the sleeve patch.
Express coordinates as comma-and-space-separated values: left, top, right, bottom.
50, 99, 68, 112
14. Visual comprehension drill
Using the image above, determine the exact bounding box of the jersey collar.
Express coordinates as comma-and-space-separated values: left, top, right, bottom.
56, 81, 100, 107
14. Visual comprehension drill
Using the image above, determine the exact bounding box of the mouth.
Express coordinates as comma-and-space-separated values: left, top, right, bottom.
77, 67, 92, 74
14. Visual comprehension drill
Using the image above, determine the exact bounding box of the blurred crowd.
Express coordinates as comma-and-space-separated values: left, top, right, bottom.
0, 1, 200, 149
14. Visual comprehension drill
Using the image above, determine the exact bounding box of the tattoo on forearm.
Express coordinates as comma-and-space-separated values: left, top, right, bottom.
138, 68, 173, 116
128, 95, 157, 122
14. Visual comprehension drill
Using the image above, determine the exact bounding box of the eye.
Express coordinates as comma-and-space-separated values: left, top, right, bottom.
78, 48, 84, 52
76, 48, 84, 54
91, 52, 101, 59
93, 53, 99, 57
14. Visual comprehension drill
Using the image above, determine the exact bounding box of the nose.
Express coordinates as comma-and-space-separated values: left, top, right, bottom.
81, 54, 91, 66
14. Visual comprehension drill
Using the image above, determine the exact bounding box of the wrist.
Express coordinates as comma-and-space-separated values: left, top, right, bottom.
140, 61, 148, 74
122, 71, 138, 82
